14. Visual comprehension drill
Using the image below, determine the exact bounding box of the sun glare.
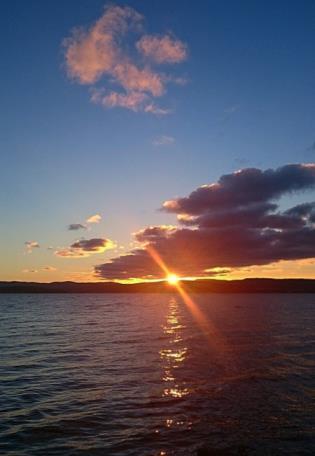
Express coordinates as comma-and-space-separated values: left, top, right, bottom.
167, 274, 179, 285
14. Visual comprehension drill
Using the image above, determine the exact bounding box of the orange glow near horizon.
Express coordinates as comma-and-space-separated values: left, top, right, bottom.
167, 273, 179, 285
146, 245, 227, 349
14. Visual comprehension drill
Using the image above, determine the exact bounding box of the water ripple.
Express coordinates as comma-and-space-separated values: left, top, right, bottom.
0, 293, 314, 455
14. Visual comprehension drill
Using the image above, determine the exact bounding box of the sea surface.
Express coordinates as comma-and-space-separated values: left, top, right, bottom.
0, 293, 314, 455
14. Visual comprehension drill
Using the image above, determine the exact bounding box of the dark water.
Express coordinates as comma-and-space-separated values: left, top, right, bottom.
0, 293, 314, 455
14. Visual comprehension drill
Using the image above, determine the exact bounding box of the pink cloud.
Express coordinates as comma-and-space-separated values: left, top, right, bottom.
113, 62, 164, 96
64, 6, 142, 84
144, 104, 171, 115
93, 90, 149, 111
64, 5, 187, 114
137, 35, 187, 63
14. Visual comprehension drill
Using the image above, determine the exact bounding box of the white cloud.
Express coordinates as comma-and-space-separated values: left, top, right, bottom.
86, 214, 102, 224
152, 135, 175, 146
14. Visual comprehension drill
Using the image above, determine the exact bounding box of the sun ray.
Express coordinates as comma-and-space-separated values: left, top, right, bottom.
146, 245, 227, 350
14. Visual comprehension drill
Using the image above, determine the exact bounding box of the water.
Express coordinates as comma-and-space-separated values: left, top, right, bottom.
0, 293, 314, 455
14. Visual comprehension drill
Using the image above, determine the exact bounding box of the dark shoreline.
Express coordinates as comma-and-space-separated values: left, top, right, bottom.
2, 278, 315, 293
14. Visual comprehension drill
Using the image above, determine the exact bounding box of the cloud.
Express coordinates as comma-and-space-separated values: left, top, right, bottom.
92, 89, 148, 111
86, 214, 102, 224
64, 5, 187, 114
95, 163, 315, 280
24, 241, 40, 253
64, 6, 143, 85
55, 249, 88, 258
71, 238, 112, 251
68, 215, 101, 230
152, 135, 175, 146
55, 237, 114, 258
68, 223, 87, 231
162, 164, 315, 215
144, 104, 171, 115
136, 34, 187, 63
22, 266, 56, 273
91, 89, 171, 114
135, 225, 177, 242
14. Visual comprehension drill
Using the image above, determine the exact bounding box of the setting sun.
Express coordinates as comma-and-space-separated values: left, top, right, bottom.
167, 274, 179, 285
2, 2, 315, 456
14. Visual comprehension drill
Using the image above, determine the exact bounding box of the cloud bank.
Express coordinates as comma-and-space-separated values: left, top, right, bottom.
64, 5, 187, 113
95, 163, 315, 280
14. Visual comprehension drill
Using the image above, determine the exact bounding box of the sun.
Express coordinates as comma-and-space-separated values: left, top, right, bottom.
167, 273, 179, 285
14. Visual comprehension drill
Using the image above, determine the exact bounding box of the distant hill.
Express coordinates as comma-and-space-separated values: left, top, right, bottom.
1, 278, 315, 293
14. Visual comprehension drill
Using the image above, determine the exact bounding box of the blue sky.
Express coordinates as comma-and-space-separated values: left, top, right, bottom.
1, 1, 315, 281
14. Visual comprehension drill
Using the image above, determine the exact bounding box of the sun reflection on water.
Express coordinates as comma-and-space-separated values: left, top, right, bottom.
160, 297, 190, 399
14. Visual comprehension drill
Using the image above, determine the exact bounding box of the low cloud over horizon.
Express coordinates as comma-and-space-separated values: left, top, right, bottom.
64, 5, 187, 114
95, 163, 315, 280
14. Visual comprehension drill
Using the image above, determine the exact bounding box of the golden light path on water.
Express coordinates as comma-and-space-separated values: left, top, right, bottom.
146, 245, 227, 350
160, 296, 189, 399
147, 244, 231, 448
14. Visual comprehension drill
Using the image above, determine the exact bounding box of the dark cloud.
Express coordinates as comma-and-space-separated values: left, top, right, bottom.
179, 202, 304, 230
135, 225, 177, 242
68, 223, 87, 231
284, 202, 315, 218
55, 238, 114, 258
71, 238, 110, 252
162, 164, 315, 215
95, 163, 315, 280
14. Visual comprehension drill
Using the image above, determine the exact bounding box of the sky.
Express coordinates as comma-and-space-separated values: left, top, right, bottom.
1, 0, 315, 282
